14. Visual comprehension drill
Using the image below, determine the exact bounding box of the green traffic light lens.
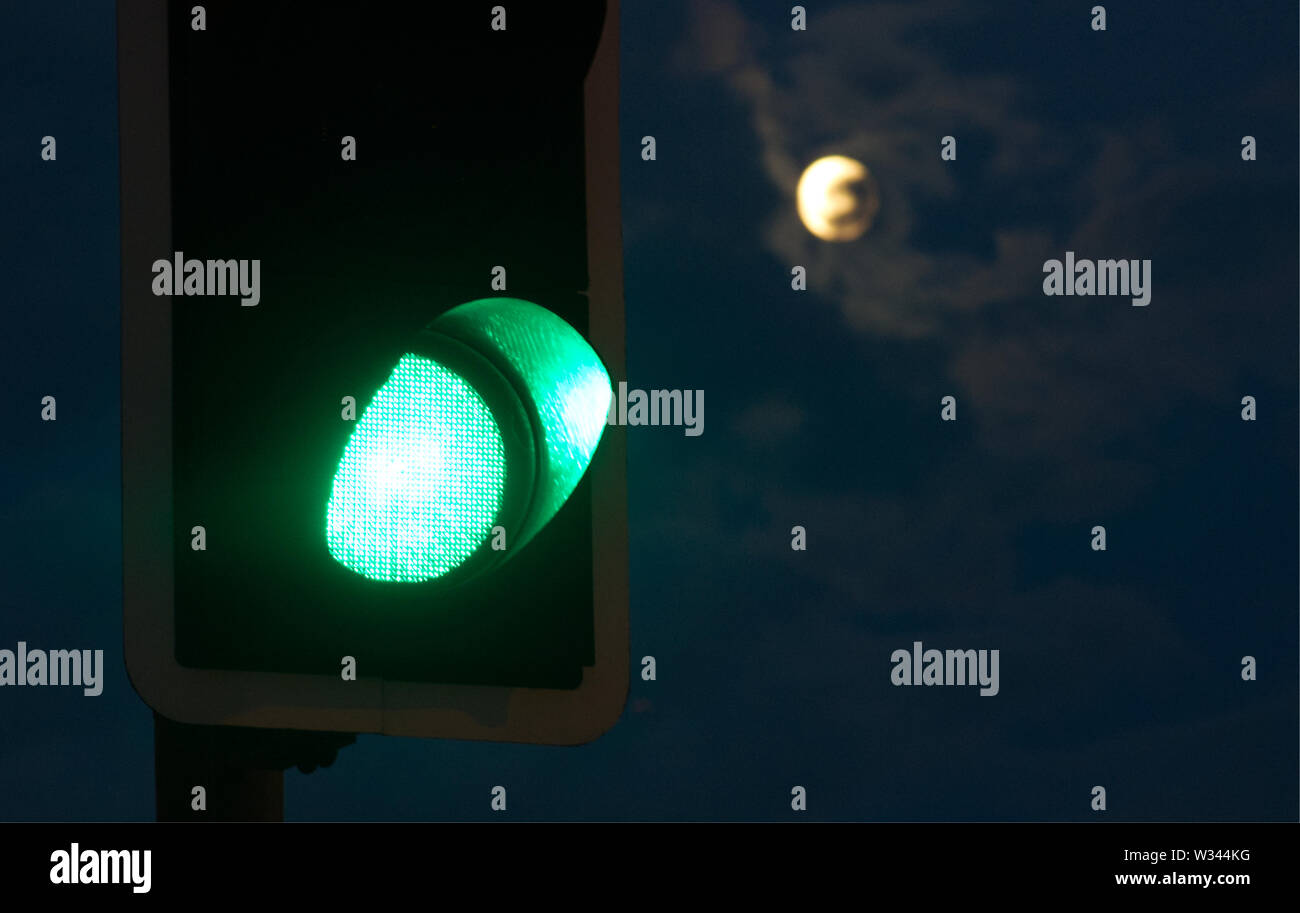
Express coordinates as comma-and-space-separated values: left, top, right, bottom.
325, 353, 507, 582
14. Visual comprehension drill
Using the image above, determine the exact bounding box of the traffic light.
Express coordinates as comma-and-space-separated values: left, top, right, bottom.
325, 297, 613, 586
119, 1, 628, 744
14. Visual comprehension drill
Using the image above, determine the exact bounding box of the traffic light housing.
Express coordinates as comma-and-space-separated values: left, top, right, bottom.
119, 1, 628, 743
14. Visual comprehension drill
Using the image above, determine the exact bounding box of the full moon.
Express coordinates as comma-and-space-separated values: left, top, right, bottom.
796, 155, 879, 242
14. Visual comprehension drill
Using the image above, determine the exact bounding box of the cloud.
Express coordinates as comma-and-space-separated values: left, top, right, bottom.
731, 396, 806, 445
624, 3, 1296, 816
676, 1, 1290, 476
677, 0, 1059, 338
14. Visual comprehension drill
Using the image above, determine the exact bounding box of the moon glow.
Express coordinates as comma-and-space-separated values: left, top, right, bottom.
797, 155, 879, 241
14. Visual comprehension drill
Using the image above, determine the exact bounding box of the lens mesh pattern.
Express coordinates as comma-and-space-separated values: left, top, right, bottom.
325, 353, 506, 582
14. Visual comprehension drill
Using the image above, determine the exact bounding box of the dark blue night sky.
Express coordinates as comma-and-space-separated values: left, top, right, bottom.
1, 0, 1296, 820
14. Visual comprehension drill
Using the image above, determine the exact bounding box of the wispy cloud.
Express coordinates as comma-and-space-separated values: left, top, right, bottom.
676, 0, 1059, 338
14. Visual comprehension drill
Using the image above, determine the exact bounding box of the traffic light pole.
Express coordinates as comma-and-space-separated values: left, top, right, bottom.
154, 714, 283, 821
154, 714, 355, 821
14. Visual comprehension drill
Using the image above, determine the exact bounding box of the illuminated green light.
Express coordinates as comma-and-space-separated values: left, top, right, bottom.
325, 298, 609, 585
325, 353, 506, 582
